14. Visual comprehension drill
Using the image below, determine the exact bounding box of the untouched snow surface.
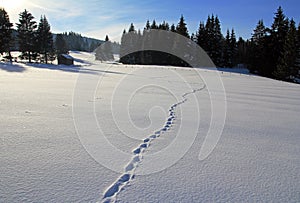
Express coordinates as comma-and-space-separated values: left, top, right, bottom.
1, 52, 300, 203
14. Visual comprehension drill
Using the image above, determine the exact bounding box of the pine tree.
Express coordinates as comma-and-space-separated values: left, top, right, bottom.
274, 19, 297, 80
55, 34, 68, 55
237, 37, 248, 65
230, 28, 237, 67
223, 29, 231, 67
252, 20, 266, 42
176, 15, 189, 38
250, 20, 267, 74
145, 20, 150, 30
213, 16, 223, 66
170, 24, 176, 32
159, 21, 169, 31
36, 15, 53, 63
150, 20, 158, 29
16, 9, 37, 63
270, 6, 289, 76
196, 22, 207, 50
203, 15, 223, 67
0, 8, 13, 62
294, 23, 300, 77
128, 23, 135, 32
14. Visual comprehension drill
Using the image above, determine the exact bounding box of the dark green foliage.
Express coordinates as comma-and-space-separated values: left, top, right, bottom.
273, 19, 298, 80
270, 6, 289, 77
120, 19, 190, 67
145, 20, 150, 30
129, 23, 135, 32
176, 15, 189, 38
170, 24, 176, 32
245, 6, 299, 82
196, 22, 206, 50
58, 31, 103, 52
0, 8, 13, 62
36, 15, 54, 63
150, 20, 158, 29
223, 29, 231, 67
249, 20, 267, 74
55, 34, 68, 55
16, 9, 37, 63
294, 24, 300, 77
196, 15, 224, 67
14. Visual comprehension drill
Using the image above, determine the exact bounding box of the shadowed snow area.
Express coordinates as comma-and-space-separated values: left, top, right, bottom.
0, 52, 299, 202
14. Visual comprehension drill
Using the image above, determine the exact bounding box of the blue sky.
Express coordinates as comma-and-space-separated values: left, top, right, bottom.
1, 0, 300, 42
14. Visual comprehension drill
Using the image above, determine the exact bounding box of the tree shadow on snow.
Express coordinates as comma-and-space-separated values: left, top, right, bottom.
27, 63, 127, 75
0, 63, 26, 73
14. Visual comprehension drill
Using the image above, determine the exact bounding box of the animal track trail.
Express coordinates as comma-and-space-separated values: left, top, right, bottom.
101, 85, 206, 203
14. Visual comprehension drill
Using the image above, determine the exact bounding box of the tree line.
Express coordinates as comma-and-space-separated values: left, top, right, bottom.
0, 8, 105, 64
120, 7, 300, 82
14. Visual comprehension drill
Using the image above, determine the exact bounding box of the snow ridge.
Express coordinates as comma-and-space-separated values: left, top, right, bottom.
101, 85, 206, 203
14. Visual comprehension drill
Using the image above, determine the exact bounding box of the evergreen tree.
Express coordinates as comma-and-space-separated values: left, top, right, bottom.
128, 23, 135, 32
170, 24, 176, 32
236, 37, 249, 65
252, 20, 266, 42
196, 22, 207, 50
150, 20, 158, 29
223, 29, 231, 67
270, 6, 289, 76
176, 15, 189, 38
0, 8, 13, 62
159, 21, 169, 31
274, 19, 297, 80
145, 20, 150, 30
55, 34, 68, 55
16, 9, 37, 63
36, 15, 53, 63
203, 15, 223, 66
294, 23, 300, 77
213, 16, 223, 66
250, 20, 267, 74
230, 28, 237, 67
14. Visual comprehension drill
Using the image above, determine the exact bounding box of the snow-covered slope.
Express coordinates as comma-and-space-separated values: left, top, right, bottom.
1, 53, 299, 203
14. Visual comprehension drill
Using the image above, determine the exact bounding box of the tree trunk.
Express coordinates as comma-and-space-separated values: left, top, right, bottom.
8, 51, 12, 63
28, 51, 31, 63
45, 51, 48, 64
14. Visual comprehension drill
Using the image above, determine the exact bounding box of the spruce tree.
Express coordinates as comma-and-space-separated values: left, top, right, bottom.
176, 15, 189, 38
213, 16, 223, 67
250, 20, 267, 74
16, 10, 37, 63
294, 23, 300, 77
270, 6, 289, 76
145, 20, 150, 30
223, 29, 231, 67
36, 15, 53, 63
196, 22, 207, 51
170, 24, 176, 32
128, 23, 135, 32
274, 19, 297, 80
203, 15, 223, 67
150, 20, 158, 29
0, 8, 13, 62
55, 34, 68, 55
230, 28, 237, 67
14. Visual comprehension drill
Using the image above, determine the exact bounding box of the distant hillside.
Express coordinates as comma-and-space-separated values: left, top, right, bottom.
11, 30, 120, 54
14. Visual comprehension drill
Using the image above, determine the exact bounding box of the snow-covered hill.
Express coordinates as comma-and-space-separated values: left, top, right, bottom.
1, 52, 299, 202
